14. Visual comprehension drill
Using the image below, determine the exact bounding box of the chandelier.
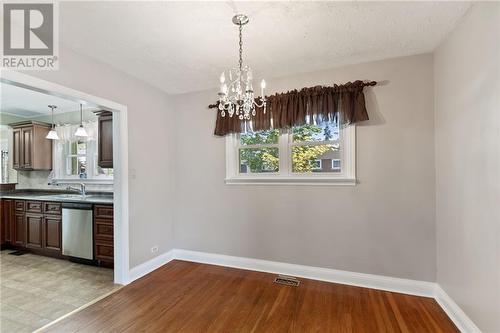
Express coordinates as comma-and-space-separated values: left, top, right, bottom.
218, 14, 266, 120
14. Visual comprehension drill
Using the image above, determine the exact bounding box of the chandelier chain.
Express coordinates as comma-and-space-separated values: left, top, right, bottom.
238, 24, 243, 72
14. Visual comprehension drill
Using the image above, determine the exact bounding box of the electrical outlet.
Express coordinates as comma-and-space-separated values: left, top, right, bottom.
151, 246, 159, 254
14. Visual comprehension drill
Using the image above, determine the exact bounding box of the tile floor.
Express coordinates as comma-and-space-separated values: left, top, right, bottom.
0, 250, 120, 333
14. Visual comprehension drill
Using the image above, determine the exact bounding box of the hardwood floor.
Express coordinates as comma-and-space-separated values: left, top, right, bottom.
42, 260, 458, 333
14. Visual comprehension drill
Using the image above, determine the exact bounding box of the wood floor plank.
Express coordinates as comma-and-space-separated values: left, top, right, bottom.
42, 260, 459, 333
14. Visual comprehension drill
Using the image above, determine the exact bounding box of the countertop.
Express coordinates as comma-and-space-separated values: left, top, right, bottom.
0, 190, 113, 205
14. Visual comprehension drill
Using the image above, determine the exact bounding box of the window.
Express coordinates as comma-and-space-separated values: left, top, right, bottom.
57, 139, 113, 181
226, 120, 355, 185
332, 159, 341, 171
52, 122, 113, 183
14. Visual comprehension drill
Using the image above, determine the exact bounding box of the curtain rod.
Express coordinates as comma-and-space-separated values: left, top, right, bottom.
208, 80, 377, 109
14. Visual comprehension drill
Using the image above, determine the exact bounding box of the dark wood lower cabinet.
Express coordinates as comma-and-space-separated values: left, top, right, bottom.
26, 213, 43, 248
1, 199, 14, 247
2, 199, 62, 257
43, 216, 62, 252
94, 204, 114, 267
2, 199, 114, 267
14, 212, 26, 246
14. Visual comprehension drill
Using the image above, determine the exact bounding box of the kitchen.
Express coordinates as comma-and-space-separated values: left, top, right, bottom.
0, 81, 119, 332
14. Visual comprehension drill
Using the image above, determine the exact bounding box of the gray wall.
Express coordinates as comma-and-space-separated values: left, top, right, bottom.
434, 3, 500, 332
172, 54, 436, 281
26, 44, 175, 268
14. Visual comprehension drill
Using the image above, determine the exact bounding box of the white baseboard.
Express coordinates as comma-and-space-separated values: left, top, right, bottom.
126, 248, 480, 332
434, 285, 481, 333
127, 249, 175, 283
173, 249, 435, 297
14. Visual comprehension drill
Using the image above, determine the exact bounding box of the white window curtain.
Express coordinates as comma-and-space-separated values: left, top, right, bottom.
52, 121, 98, 179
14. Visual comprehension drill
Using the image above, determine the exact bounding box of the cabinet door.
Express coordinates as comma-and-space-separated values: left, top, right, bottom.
1, 200, 5, 245
26, 214, 43, 248
43, 216, 61, 252
98, 113, 113, 168
1, 199, 13, 243
14, 213, 26, 246
12, 129, 21, 169
22, 127, 33, 169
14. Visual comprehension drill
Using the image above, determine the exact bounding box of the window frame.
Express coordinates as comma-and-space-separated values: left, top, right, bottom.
225, 125, 356, 185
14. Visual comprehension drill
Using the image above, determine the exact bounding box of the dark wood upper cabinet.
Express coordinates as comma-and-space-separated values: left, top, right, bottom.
10, 121, 52, 171
12, 129, 21, 169
98, 111, 113, 168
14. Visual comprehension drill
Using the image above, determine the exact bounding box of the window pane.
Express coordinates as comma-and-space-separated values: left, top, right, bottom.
77, 141, 86, 154
78, 156, 87, 178
292, 121, 339, 143
66, 156, 87, 177
292, 144, 340, 173
239, 148, 279, 173
66, 156, 77, 175
69, 141, 77, 155
240, 129, 279, 145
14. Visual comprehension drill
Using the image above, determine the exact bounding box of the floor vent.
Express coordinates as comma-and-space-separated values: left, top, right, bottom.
274, 275, 300, 287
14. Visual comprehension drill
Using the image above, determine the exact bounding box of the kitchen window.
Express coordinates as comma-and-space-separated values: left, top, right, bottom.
52, 121, 113, 183
226, 120, 355, 185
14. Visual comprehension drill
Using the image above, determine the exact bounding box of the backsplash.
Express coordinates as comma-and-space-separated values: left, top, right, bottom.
16, 170, 113, 192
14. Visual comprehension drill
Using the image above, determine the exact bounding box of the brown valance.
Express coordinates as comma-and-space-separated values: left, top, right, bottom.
211, 80, 376, 136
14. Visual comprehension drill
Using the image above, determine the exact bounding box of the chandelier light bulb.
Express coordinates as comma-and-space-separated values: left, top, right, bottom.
260, 79, 266, 89
220, 72, 225, 84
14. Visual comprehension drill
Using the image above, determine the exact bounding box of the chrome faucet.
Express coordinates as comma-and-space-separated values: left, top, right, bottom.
66, 183, 86, 197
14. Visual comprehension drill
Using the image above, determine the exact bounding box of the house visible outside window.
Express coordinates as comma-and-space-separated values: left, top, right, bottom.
52, 121, 113, 183
226, 120, 355, 185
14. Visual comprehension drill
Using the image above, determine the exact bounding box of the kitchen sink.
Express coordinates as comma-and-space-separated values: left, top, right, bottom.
46, 194, 106, 200
50, 194, 85, 199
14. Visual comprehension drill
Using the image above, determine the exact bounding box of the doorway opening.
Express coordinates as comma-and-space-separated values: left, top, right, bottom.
0, 71, 129, 332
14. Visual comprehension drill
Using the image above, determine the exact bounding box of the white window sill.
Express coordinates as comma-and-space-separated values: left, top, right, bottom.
225, 177, 357, 186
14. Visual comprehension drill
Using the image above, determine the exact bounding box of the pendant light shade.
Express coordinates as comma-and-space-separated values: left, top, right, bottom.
45, 105, 59, 140
46, 129, 59, 140
75, 126, 88, 137
75, 104, 88, 137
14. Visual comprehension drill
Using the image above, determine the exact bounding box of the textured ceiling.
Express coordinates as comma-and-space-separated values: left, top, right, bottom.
59, 1, 471, 94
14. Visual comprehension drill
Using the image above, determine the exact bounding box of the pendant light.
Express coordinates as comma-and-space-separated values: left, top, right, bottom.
74, 104, 88, 137
45, 105, 59, 140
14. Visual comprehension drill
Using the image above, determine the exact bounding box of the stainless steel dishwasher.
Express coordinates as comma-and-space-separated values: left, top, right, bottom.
62, 202, 93, 260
